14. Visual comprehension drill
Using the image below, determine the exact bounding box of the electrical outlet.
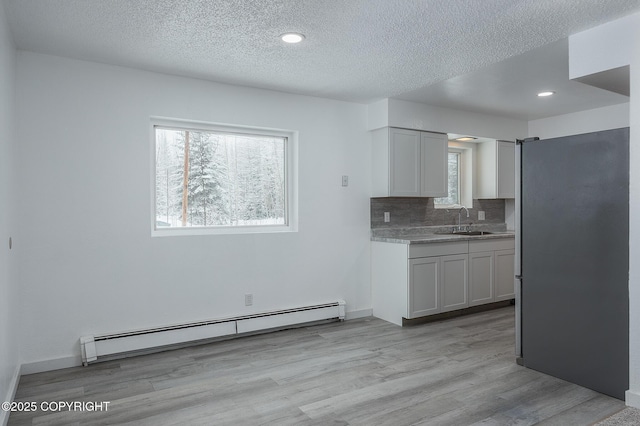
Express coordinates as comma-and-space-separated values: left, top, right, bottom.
478, 211, 485, 221
384, 212, 390, 222
245, 294, 253, 306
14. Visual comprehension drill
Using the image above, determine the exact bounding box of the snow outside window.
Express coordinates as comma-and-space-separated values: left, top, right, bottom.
434, 144, 473, 209
152, 121, 297, 236
434, 151, 461, 206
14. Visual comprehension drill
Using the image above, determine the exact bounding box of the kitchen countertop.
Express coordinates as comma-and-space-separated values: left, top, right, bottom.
371, 225, 515, 244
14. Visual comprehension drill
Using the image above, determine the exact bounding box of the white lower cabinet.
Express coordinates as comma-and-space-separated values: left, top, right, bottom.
408, 253, 469, 318
440, 254, 469, 312
468, 240, 516, 306
469, 251, 494, 306
408, 257, 440, 318
494, 249, 516, 301
372, 237, 515, 326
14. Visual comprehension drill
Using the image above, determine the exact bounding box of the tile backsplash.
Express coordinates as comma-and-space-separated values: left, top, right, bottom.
371, 197, 505, 229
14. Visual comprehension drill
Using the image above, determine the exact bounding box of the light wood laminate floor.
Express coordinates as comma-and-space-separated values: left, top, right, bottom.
9, 307, 624, 425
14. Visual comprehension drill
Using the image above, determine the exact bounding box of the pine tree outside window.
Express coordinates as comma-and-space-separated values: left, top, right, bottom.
153, 120, 297, 235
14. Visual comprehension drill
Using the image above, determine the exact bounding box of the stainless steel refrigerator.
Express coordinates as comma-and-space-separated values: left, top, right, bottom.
516, 127, 629, 400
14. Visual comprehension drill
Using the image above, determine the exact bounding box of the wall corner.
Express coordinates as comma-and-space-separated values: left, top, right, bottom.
367, 98, 389, 131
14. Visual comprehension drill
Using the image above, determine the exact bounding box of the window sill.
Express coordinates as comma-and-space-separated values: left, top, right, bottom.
152, 224, 297, 237
433, 204, 467, 210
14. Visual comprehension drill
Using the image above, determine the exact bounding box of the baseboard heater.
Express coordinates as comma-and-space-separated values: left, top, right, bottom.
80, 300, 346, 365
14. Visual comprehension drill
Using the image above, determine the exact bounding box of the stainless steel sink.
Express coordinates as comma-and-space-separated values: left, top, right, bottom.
452, 231, 493, 236
433, 231, 493, 236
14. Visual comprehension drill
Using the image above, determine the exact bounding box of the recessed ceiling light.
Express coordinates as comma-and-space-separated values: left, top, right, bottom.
281, 33, 305, 44
537, 91, 556, 97
455, 137, 477, 142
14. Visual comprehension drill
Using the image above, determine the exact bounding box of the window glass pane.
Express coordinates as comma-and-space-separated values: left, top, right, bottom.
155, 127, 286, 228
434, 152, 460, 205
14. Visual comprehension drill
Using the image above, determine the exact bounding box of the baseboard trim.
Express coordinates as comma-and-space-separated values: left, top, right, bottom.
1, 364, 21, 426
345, 309, 372, 320
625, 389, 640, 408
21, 356, 82, 375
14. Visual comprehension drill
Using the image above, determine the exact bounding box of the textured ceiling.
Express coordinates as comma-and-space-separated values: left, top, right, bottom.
3, 0, 640, 117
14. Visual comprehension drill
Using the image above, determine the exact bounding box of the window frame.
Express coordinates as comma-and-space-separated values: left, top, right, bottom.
434, 149, 462, 207
434, 144, 473, 209
150, 117, 298, 237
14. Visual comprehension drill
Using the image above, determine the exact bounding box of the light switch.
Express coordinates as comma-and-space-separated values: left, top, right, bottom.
342, 175, 349, 187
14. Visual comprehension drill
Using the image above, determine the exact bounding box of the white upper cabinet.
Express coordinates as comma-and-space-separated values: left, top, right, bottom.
496, 141, 516, 198
476, 140, 515, 199
389, 128, 422, 196
372, 127, 447, 197
421, 131, 448, 197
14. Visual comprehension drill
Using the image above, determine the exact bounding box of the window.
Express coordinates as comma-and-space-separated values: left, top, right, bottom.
152, 120, 297, 235
434, 145, 473, 208
434, 151, 461, 206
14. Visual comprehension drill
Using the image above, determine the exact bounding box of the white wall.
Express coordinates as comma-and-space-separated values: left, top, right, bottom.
568, 12, 640, 408
528, 103, 629, 139
569, 15, 636, 81
15, 52, 372, 370
0, 1, 18, 423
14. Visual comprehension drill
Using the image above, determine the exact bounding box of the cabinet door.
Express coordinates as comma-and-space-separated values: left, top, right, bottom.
497, 141, 515, 198
421, 131, 448, 197
495, 249, 515, 301
408, 257, 440, 318
390, 128, 421, 196
441, 254, 469, 312
469, 251, 494, 306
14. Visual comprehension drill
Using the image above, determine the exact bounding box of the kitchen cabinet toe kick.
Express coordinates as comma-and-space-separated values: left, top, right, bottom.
402, 299, 514, 327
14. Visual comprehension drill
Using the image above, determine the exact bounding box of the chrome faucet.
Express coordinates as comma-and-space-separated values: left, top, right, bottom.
457, 206, 469, 231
